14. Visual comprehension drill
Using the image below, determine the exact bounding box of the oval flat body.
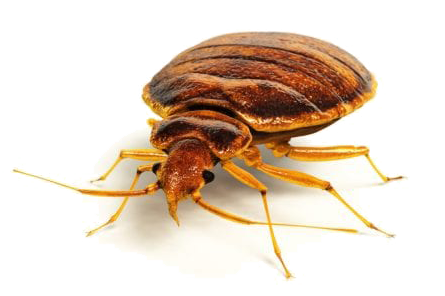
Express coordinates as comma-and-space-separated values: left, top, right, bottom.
143, 32, 376, 132
150, 110, 252, 159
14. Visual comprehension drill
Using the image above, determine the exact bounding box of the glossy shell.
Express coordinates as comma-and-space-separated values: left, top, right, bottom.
150, 110, 252, 159
143, 32, 376, 132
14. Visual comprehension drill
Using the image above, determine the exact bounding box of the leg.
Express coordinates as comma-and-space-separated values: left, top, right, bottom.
91, 148, 166, 182
239, 147, 395, 237
265, 141, 403, 182
86, 163, 156, 236
222, 160, 291, 278
221, 161, 357, 233
147, 118, 160, 127
192, 192, 354, 279
13, 169, 160, 197
191, 192, 358, 233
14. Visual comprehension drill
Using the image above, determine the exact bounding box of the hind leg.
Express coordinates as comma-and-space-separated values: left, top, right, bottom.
266, 141, 403, 182
240, 146, 395, 237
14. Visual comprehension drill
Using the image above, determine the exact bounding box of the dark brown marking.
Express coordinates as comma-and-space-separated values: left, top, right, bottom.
150, 57, 346, 100
150, 43, 364, 98
151, 58, 346, 109
152, 59, 344, 114
182, 45, 366, 86
165, 44, 360, 92
149, 73, 327, 120
150, 110, 252, 159
187, 32, 370, 83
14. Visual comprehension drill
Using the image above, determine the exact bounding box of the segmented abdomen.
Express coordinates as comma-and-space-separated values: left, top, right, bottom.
144, 32, 375, 132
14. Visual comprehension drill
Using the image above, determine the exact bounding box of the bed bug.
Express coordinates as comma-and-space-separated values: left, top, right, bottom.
14, 32, 403, 278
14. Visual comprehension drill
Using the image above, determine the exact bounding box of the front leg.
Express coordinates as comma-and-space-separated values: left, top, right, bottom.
86, 163, 158, 237
266, 141, 403, 182
91, 149, 166, 183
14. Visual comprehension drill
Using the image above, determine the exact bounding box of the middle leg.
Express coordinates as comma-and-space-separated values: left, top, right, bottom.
221, 160, 292, 278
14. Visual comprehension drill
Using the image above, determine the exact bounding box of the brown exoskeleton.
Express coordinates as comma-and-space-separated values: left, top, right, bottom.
14, 32, 403, 278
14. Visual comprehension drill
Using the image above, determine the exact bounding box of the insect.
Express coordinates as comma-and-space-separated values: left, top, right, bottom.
15, 32, 402, 278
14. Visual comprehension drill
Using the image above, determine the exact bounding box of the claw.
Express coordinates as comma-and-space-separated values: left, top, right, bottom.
370, 223, 395, 238
90, 176, 105, 183
385, 175, 404, 182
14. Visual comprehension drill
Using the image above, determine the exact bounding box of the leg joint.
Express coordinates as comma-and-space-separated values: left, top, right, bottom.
273, 142, 291, 158
119, 150, 126, 158
324, 183, 333, 191
192, 195, 201, 204
240, 146, 263, 167
136, 167, 148, 175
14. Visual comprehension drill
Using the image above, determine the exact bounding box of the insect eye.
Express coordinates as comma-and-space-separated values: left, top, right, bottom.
202, 170, 215, 184
152, 163, 161, 174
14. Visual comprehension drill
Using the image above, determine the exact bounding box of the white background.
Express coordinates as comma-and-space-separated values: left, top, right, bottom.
80, 128, 396, 278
